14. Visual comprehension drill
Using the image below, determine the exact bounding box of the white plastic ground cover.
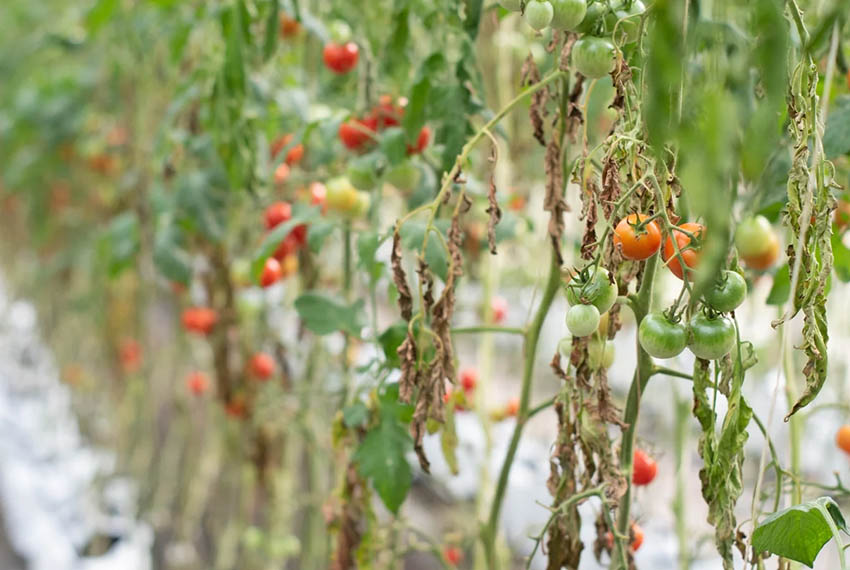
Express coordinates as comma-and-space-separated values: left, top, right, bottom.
0, 277, 152, 570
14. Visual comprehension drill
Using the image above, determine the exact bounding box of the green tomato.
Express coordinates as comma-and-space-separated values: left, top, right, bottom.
499, 0, 523, 10
565, 266, 618, 314
346, 155, 379, 191
352, 190, 371, 218
638, 312, 687, 359
688, 313, 736, 360
525, 0, 554, 31
587, 339, 615, 369
703, 270, 747, 313
605, 0, 645, 43
566, 304, 601, 337
385, 161, 421, 192
572, 36, 615, 79
576, 1, 606, 34
735, 215, 775, 257
326, 176, 359, 212
551, 0, 587, 30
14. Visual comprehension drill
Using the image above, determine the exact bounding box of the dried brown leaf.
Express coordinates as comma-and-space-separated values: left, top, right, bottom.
486, 145, 502, 255
392, 229, 413, 321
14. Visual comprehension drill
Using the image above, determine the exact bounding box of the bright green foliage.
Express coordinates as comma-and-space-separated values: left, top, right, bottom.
294, 292, 365, 336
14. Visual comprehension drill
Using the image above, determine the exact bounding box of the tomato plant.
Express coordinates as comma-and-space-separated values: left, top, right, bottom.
3, 0, 850, 569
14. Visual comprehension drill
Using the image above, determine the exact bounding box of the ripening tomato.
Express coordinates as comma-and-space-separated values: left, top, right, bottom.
525, 0, 554, 31
119, 338, 142, 374
279, 14, 301, 38
491, 296, 508, 324
614, 214, 662, 260
736, 216, 780, 269
688, 313, 736, 360
505, 397, 520, 417
444, 545, 463, 566
508, 193, 527, 211
566, 304, 601, 337
572, 36, 615, 79
249, 352, 276, 380
630, 524, 644, 551
605, 523, 644, 552
406, 126, 431, 155
565, 266, 618, 314
836, 425, 850, 455
632, 449, 657, 485
834, 200, 850, 232
323, 42, 359, 74
663, 222, 705, 280
550, 0, 587, 30
260, 257, 283, 288
310, 182, 327, 210
338, 119, 375, 151
273, 163, 290, 186
703, 270, 747, 313
638, 312, 687, 359
186, 371, 210, 395
460, 367, 478, 394
265, 201, 293, 230
182, 307, 218, 335
280, 254, 299, 277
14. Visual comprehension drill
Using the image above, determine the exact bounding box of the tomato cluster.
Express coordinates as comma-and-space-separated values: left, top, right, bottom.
564, 266, 617, 338
338, 95, 430, 157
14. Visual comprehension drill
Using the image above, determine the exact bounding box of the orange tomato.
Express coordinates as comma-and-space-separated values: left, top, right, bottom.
740, 231, 780, 270
836, 425, 850, 455
249, 352, 276, 380
662, 222, 705, 280
613, 214, 662, 260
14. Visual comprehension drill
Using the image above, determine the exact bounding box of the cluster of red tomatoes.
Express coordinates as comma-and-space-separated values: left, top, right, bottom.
338, 95, 431, 155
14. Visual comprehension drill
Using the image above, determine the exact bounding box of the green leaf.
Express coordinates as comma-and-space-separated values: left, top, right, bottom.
100, 212, 139, 278
379, 383, 414, 424
378, 322, 408, 369
356, 231, 384, 281
399, 221, 449, 281
752, 497, 846, 567
766, 264, 790, 306
353, 409, 412, 514
307, 220, 335, 253
379, 127, 408, 166
221, 0, 247, 96
294, 292, 365, 336
153, 225, 192, 285
262, 0, 279, 61
824, 96, 850, 159
85, 0, 119, 34
343, 402, 369, 428
403, 54, 444, 140
832, 232, 850, 282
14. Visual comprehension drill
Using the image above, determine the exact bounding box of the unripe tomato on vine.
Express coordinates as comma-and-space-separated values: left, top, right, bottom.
703, 270, 747, 313
564, 266, 618, 314
613, 213, 662, 260
566, 304, 601, 337
249, 352, 276, 381
525, 0, 554, 31
688, 313, 735, 360
550, 0, 587, 30
323, 42, 359, 74
662, 222, 705, 280
572, 36, 615, 79
638, 312, 687, 359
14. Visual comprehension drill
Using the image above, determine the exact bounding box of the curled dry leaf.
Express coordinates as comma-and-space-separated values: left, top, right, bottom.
392, 228, 413, 321
580, 176, 600, 261
522, 54, 549, 146
544, 137, 568, 264
330, 462, 366, 570
486, 144, 502, 255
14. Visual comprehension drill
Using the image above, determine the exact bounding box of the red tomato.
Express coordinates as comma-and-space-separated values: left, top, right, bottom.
260, 258, 283, 287
505, 397, 520, 417
271, 134, 304, 166
249, 352, 276, 380
323, 42, 359, 74
264, 201, 293, 230
406, 126, 431, 155
290, 223, 308, 246
273, 233, 299, 260
491, 296, 508, 324
186, 371, 210, 395
631, 524, 644, 551
371, 95, 405, 129
182, 307, 218, 335
119, 338, 142, 374
632, 449, 657, 486
443, 545, 463, 566
662, 222, 705, 280
836, 425, 850, 455
338, 119, 375, 151
459, 367, 478, 394
614, 214, 662, 260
